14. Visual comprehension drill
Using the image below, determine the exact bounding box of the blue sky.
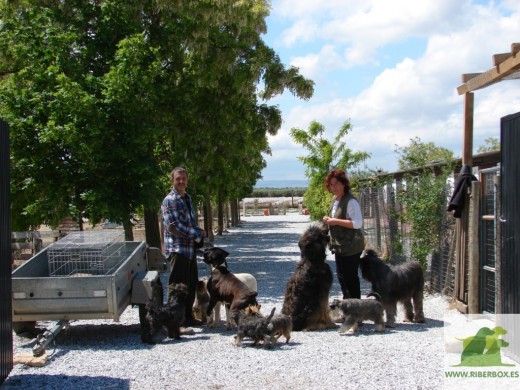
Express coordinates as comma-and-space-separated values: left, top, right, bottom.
259, 0, 520, 181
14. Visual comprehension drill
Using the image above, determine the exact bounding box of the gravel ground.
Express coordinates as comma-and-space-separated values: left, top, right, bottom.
4, 214, 454, 390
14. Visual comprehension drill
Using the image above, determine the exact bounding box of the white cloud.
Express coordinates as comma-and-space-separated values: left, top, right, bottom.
262, 1, 520, 179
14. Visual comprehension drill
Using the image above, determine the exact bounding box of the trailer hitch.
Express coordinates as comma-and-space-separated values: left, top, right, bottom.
32, 319, 69, 357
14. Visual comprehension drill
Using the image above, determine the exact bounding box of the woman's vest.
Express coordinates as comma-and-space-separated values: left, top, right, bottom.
328, 191, 365, 256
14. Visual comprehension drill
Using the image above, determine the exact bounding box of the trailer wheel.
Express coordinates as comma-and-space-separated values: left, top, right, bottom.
12, 321, 38, 335
138, 277, 164, 326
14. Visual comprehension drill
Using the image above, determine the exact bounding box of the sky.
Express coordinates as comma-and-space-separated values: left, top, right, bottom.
259, 0, 520, 181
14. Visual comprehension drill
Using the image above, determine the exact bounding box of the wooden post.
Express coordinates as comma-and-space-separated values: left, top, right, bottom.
467, 180, 480, 314
463, 92, 474, 166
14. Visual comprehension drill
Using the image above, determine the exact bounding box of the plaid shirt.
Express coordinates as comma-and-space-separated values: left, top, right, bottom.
161, 187, 203, 258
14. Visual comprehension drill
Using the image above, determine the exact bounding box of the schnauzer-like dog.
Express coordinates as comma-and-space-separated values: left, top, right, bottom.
141, 283, 189, 344
359, 249, 425, 327
242, 305, 292, 344
202, 247, 258, 328
282, 224, 336, 331
235, 307, 276, 347
269, 313, 293, 344
329, 292, 385, 334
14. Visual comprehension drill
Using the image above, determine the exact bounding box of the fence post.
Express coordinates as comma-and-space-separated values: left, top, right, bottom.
494, 173, 502, 314
468, 180, 480, 314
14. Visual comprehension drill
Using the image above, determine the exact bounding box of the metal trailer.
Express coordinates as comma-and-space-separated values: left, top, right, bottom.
11, 231, 166, 356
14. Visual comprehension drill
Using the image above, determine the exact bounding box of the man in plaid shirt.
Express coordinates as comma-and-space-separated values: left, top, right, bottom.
162, 167, 206, 327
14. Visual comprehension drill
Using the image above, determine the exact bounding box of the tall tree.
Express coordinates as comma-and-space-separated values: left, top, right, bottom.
0, 0, 313, 240
290, 120, 370, 220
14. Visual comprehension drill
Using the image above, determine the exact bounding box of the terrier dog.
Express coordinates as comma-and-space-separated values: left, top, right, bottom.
241, 304, 291, 344
329, 292, 385, 334
359, 249, 425, 327
269, 314, 293, 344
202, 247, 258, 328
193, 278, 210, 323
141, 283, 188, 344
282, 224, 336, 331
234, 307, 276, 347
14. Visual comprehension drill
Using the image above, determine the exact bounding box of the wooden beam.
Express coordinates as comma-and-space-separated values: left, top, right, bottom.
461, 73, 481, 83
493, 53, 510, 66
457, 51, 520, 94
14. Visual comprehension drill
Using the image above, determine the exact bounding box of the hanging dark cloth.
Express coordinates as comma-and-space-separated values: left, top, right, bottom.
447, 164, 478, 218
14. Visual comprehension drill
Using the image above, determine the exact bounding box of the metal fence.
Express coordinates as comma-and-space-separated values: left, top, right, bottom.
357, 152, 501, 301
358, 177, 456, 295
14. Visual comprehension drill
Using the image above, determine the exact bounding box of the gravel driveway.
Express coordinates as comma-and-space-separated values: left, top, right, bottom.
4, 214, 451, 390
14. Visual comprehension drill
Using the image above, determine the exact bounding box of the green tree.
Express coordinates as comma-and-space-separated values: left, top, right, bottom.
477, 137, 500, 153
395, 137, 455, 269
397, 137, 455, 170
290, 120, 370, 220
0, 0, 313, 241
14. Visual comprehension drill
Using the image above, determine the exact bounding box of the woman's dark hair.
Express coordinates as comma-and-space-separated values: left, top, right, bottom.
324, 168, 350, 192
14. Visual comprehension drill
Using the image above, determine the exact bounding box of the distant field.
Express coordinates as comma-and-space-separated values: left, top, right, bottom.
254, 179, 308, 188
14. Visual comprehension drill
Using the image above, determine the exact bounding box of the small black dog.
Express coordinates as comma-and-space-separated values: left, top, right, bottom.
282, 224, 335, 331
235, 307, 276, 347
329, 292, 385, 334
359, 249, 425, 327
141, 283, 189, 344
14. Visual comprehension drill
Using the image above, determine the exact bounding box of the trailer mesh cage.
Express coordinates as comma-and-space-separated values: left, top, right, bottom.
47, 231, 127, 276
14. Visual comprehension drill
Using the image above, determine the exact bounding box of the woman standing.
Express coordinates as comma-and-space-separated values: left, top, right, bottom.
322, 168, 365, 304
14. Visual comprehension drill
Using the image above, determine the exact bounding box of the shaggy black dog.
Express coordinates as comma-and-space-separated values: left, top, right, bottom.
141, 283, 189, 344
202, 247, 258, 327
359, 249, 425, 327
281, 224, 336, 331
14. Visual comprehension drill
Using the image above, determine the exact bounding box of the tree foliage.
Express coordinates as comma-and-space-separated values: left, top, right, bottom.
0, 0, 314, 235
290, 120, 370, 220
394, 138, 455, 269
396, 137, 455, 170
476, 137, 500, 153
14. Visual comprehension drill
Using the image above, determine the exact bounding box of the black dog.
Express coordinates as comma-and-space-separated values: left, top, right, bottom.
281, 224, 336, 331
141, 283, 189, 344
202, 247, 258, 327
359, 249, 425, 327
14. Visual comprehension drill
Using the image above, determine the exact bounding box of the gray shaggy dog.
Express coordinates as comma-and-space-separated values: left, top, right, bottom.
359, 249, 425, 327
282, 224, 336, 331
329, 292, 385, 334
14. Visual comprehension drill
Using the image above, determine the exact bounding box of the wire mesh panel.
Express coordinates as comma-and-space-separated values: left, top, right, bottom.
47, 231, 127, 276
480, 167, 499, 313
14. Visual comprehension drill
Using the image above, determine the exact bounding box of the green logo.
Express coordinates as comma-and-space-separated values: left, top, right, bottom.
452, 326, 515, 367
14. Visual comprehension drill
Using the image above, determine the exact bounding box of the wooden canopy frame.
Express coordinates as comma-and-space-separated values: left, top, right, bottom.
454, 42, 520, 314
457, 42, 520, 165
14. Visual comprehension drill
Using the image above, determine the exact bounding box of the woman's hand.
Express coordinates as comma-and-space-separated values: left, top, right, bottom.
322, 216, 334, 225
